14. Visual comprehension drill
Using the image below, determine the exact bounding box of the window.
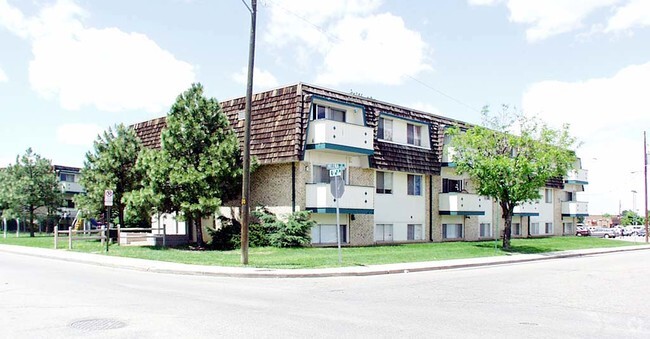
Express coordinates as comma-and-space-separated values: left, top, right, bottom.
407, 124, 422, 146
545, 189, 553, 203
312, 104, 346, 122
531, 222, 540, 235
565, 191, 574, 202
60, 173, 75, 182
66, 199, 75, 208
407, 175, 422, 196
443, 224, 463, 239
512, 223, 521, 236
311, 224, 347, 244
563, 222, 573, 234
442, 178, 464, 193
375, 224, 393, 242
443, 134, 452, 145
378, 117, 393, 141
545, 222, 553, 234
313, 165, 346, 184
407, 224, 423, 240
376, 172, 393, 194
480, 223, 492, 238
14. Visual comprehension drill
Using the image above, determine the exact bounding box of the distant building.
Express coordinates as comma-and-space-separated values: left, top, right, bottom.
54, 165, 84, 220
584, 215, 615, 228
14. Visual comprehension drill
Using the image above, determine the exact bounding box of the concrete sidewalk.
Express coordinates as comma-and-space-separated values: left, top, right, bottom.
1, 243, 649, 278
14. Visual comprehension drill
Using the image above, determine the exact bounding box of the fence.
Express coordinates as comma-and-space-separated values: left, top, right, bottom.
117, 225, 166, 246
54, 226, 107, 250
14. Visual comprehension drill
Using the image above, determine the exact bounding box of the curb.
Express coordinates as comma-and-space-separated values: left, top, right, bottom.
1, 244, 649, 278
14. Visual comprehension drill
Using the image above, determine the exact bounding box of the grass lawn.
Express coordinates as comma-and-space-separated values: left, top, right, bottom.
0, 233, 644, 269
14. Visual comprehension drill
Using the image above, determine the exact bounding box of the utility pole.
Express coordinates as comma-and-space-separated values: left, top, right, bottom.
241, 0, 257, 265
643, 131, 648, 244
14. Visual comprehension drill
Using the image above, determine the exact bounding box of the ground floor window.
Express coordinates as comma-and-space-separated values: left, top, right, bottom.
443, 223, 463, 239
407, 224, 423, 240
545, 222, 553, 234
311, 224, 347, 244
375, 224, 393, 242
512, 223, 521, 236
479, 223, 492, 238
563, 222, 573, 234
531, 222, 540, 235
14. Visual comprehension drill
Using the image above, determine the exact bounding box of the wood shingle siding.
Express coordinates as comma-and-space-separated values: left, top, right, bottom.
131, 117, 166, 150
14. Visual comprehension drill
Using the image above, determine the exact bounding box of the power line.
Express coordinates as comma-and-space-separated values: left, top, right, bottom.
262, 0, 481, 113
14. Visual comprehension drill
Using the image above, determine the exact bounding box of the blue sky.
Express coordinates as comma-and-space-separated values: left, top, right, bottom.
1, 0, 649, 215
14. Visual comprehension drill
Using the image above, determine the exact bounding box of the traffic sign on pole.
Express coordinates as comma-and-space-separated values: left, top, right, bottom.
104, 190, 114, 207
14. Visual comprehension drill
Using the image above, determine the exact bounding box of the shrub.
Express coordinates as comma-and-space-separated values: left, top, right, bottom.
260, 210, 314, 248
208, 215, 241, 250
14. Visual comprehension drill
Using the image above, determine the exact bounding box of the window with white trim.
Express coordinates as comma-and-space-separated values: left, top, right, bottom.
376, 172, 393, 194
545, 189, 553, 203
563, 222, 573, 234
375, 224, 393, 242
407, 123, 422, 146
443, 223, 463, 239
378, 117, 393, 141
512, 223, 521, 236
479, 223, 492, 238
407, 174, 422, 196
312, 103, 346, 122
407, 224, 423, 240
531, 222, 540, 235
311, 224, 347, 244
545, 222, 553, 234
60, 173, 75, 182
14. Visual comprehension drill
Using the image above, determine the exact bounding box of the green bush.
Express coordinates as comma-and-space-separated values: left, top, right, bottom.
208, 215, 241, 250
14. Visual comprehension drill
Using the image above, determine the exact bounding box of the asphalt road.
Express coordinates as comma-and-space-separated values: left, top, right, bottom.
1, 250, 649, 338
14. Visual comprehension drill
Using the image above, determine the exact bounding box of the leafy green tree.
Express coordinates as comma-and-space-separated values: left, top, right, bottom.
448, 105, 578, 250
139, 83, 244, 248
76, 124, 144, 228
2, 148, 62, 237
620, 210, 643, 226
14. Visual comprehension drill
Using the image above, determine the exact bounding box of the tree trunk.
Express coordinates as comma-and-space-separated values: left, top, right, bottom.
29, 206, 35, 237
501, 203, 513, 250
118, 205, 125, 229
195, 216, 204, 248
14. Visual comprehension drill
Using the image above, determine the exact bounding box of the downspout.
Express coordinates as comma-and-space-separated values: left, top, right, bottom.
292, 162, 296, 212
429, 175, 433, 241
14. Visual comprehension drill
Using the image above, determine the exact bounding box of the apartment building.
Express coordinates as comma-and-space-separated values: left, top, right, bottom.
54, 165, 84, 219
133, 83, 588, 245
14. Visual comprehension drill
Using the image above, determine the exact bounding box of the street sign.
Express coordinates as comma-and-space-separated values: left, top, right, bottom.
329, 169, 343, 177
104, 189, 114, 207
330, 175, 345, 199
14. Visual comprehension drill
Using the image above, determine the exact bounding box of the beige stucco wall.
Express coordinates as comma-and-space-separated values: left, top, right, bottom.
431, 175, 443, 242
553, 188, 563, 236
350, 214, 374, 245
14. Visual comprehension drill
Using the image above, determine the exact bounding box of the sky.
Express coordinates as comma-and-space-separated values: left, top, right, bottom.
1, 0, 649, 215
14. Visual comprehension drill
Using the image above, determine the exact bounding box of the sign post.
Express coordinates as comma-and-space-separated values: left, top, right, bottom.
327, 163, 346, 264
104, 190, 114, 252
3, 217, 6, 239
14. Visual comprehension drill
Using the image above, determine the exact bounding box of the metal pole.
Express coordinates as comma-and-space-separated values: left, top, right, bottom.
643, 131, 648, 244
106, 207, 111, 252
68, 226, 72, 250
3, 217, 6, 239
54, 226, 58, 248
336, 175, 342, 264
240, 0, 257, 265
16, 217, 19, 237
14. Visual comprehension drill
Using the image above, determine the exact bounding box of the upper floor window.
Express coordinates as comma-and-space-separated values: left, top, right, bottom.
312, 104, 345, 122
407, 174, 422, 196
376, 171, 393, 194
442, 178, 464, 193
378, 117, 393, 141
544, 188, 553, 203
313, 165, 346, 184
407, 124, 422, 146
60, 173, 75, 182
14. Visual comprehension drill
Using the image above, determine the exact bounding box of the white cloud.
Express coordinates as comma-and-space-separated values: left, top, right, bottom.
265, 0, 431, 85
0, 0, 195, 112
55, 123, 104, 147
522, 61, 650, 214
0, 67, 7, 82
231, 67, 280, 91
467, 0, 650, 42
605, 0, 650, 33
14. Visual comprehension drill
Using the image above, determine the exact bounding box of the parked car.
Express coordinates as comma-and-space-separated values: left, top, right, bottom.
589, 228, 618, 238
575, 227, 590, 236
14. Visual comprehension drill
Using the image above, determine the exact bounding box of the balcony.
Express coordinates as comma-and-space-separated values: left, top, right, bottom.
565, 169, 588, 185
514, 201, 540, 216
60, 181, 85, 194
562, 201, 589, 217
305, 183, 374, 214
439, 193, 486, 215
441, 146, 456, 166
306, 120, 374, 155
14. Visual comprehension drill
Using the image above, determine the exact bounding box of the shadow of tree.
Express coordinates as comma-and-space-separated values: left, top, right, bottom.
472, 243, 559, 254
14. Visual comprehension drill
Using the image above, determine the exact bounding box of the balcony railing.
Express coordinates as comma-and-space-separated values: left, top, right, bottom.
562, 201, 589, 217
306, 120, 374, 155
442, 146, 456, 166
565, 169, 588, 185
514, 201, 540, 216
60, 182, 85, 193
305, 183, 374, 213
439, 192, 486, 215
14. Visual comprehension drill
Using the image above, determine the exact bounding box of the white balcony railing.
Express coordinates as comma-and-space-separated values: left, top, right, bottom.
442, 146, 456, 164
306, 183, 374, 211
60, 182, 85, 193
439, 192, 487, 215
514, 201, 540, 215
562, 201, 589, 216
307, 120, 374, 154
565, 169, 588, 184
